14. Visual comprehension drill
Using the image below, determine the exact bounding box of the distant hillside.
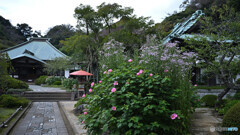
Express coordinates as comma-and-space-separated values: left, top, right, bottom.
0, 15, 26, 50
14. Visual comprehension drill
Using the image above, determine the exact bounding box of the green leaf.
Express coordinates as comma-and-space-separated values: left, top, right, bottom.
128, 123, 133, 128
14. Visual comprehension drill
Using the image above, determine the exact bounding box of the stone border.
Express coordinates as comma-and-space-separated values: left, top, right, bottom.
58, 101, 87, 135
3, 102, 32, 135
57, 102, 75, 135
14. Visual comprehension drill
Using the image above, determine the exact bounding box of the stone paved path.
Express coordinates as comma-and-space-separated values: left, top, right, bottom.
191, 108, 223, 135
10, 102, 68, 135
29, 85, 66, 92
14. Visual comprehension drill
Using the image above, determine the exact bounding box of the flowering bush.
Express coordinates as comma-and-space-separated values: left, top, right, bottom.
139, 37, 196, 88
76, 61, 195, 134
62, 78, 78, 90
98, 39, 127, 73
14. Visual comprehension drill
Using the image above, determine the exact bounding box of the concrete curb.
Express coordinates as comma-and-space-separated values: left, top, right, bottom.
4, 102, 32, 135
57, 102, 75, 135
58, 101, 87, 135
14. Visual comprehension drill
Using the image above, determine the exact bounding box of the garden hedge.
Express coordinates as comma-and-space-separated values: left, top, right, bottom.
222, 101, 240, 134
201, 95, 217, 107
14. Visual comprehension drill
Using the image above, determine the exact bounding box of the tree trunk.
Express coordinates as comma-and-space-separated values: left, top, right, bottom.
86, 22, 89, 35
217, 87, 231, 102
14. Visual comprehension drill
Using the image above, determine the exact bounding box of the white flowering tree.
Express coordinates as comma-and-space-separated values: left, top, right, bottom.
98, 39, 127, 73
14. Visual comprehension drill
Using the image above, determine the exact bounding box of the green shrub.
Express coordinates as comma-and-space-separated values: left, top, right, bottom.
218, 100, 239, 115
196, 85, 225, 90
46, 76, 64, 85
222, 102, 240, 134
0, 76, 28, 92
7, 88, 32, 93
34, 76, 48, 85
0, 95, 30, 108
77, 62, 195, 135
53, 81, 61, 85
201, 95, 218, 107
62, 78, 78, 90
233, 92, 240, 100
236, 78, 240, 84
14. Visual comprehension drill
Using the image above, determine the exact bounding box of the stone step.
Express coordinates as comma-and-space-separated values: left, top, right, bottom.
23, 94, 71, 97
24, 97, 71, 101
22, 92, 73, 101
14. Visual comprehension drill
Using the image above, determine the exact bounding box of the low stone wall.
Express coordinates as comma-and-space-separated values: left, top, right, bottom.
196, 89, 237, 99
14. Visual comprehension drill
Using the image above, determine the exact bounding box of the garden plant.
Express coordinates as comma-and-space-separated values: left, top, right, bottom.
76, 38, 199, 134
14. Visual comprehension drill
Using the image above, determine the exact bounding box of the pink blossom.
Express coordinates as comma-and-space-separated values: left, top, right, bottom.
164, 69, 169, 73
82, 94, 85, 98
111, 88, 116, 92
84, 109, 87, 111
89, 89, 93, 93
91, 82, 94, 87
108, 69, 112, 72
194, 84, 197, 87
112, 106, 116, 111
136, 73, 140, 76
150, 73, 153, 77
99, 80, 102, 83
139, 69, 143, 74
82, 120, 84, 124
104, 71, 107, 74
171, 113, 178, 120
84, 112, 87, 115
128, 59, 133, 62
114, 81, 118, 85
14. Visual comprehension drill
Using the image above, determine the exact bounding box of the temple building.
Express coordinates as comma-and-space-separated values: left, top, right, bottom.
1, 38, 66, 82
163, 10, 240, 85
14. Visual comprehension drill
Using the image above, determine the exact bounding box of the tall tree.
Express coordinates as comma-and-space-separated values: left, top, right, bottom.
16, 23, 42, 39
97, 2, 133, 33
45, 24, 75, 49
74, 4, 96, 35
186, 4, 240, 101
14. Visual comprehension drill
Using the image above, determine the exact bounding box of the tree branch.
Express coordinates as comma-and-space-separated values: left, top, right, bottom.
227, 53, 235, 66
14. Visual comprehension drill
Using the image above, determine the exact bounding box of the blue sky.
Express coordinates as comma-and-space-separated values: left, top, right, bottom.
0, 0, 184, 35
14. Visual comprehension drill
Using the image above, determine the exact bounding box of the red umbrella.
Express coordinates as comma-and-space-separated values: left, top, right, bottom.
70, 70, 93, 76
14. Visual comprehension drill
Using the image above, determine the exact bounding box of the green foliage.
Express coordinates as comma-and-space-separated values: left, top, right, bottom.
44, 57, 71, 76
0, 16, 25, 50
0, 107, 16, 123
236, 78, 240, 84
233, 92, 240, 100
0, 76, 28, 92
45, 24, 75, 49
62, 78, 78, 90
196, 85, 226, 90
201, 95, 217, 107
218, 100, 239, 115
0, 95, 30, 108
16, 23, 42, 39
185, 3, 240, 100
45, 76, 64, 85
222, 101, 240, 134
7, 88, 32, 94
77, 62, 195, 134
53, 81, 61, 85
98, 39, 127, 73
34, 75, 48, 85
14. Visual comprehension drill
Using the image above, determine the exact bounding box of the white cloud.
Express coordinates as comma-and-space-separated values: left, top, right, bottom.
0, 0, 184, 35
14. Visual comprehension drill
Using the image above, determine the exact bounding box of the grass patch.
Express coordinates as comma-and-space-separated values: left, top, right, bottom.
0, 107, 17, 123
0, 107, 23, 134
196, 85, 226, 90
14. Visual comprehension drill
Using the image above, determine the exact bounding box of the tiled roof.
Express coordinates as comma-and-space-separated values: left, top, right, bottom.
11, 53, 47, 64
163, 10, 204, 44
2, 38, 66, 61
